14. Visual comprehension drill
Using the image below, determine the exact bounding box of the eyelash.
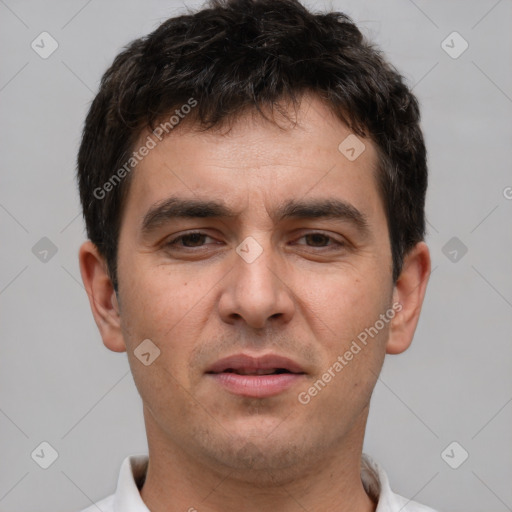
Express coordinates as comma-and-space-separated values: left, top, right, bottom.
164, 231, 346, 250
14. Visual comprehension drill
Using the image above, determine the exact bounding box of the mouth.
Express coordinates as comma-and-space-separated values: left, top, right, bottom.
206, 353, 306, 398
220, 368, 295, 375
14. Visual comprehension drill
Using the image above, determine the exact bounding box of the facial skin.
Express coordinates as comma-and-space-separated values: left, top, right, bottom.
79, 94, 430, 512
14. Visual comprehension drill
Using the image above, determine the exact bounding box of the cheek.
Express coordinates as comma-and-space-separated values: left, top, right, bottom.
304, 269, 391, 350
120, 259, 209, 337
117, 266, 207, 416
300, 278, 390, 421
118, 259, 218, 391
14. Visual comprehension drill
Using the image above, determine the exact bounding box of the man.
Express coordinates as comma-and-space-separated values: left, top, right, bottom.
77, 0, 435, 510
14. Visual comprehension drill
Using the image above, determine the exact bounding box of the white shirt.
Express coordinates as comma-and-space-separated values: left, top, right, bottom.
79, 453, 439, 512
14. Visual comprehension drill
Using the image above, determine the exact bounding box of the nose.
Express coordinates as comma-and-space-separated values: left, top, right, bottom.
217, 240, 296, 330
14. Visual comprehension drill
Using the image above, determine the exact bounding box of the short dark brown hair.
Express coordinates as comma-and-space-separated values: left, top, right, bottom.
77, 0, 427, 290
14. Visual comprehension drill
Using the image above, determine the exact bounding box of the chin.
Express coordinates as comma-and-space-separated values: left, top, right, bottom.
195, 423, 317, 483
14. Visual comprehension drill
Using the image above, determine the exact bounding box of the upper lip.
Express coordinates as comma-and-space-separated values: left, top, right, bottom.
206, 353, 306, 374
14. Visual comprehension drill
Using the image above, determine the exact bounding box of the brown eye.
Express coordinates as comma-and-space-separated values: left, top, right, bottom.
178, 233, 207, 247
304, 233, 331, 247
295, 232, 344, 249
166, 232, 213, 248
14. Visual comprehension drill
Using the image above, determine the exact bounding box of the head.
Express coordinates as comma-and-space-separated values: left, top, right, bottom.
78, 0, 430, 484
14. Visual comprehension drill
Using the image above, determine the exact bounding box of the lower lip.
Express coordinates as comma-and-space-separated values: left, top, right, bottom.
208, 372, 304, 398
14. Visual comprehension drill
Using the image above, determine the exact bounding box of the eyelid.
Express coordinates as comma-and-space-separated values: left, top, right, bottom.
292, 231, 346, 247
164, 229, 348, 250
165, 230, 217, 246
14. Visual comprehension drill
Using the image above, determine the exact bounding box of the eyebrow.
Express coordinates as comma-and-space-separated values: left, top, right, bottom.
140, 196, 370, 236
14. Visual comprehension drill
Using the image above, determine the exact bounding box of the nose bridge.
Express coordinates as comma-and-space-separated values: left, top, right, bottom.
219, 236, 295, 328
237, 238, 278, 297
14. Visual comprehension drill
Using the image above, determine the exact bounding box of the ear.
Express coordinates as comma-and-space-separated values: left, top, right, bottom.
386, 241, 431, 355
78, 240, 126, 353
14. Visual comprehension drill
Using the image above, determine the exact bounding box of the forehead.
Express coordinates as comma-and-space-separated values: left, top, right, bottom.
122, 95, 384, 229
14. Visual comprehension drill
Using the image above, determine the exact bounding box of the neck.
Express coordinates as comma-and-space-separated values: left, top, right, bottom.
139, 407, 377, 512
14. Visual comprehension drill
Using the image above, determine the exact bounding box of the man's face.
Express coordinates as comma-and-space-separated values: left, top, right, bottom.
115, 96, 395, 477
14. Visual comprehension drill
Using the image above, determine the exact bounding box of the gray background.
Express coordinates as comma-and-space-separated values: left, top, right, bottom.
1, 0, 511, 511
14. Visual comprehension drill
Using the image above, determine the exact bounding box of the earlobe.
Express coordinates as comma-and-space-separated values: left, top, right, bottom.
78, 241, 127, 353
386, 241, 431, 355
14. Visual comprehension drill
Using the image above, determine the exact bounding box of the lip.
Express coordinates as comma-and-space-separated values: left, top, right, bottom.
206, 353, 306, 398
206, 353, 305, 374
